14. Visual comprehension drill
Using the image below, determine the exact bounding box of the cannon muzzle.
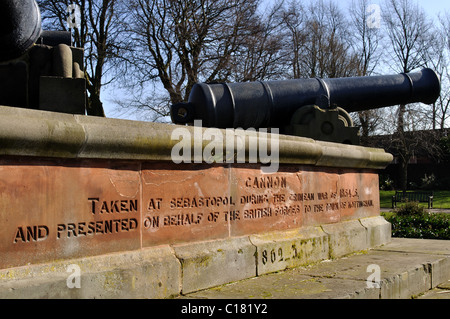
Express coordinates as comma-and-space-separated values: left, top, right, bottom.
171, 68, 440, 144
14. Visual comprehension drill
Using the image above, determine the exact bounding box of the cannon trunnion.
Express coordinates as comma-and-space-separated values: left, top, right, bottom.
171, 69, 441, 144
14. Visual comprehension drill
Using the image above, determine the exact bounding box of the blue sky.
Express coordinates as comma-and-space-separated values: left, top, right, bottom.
102, 0, 450, 121
343, 0, 449, 17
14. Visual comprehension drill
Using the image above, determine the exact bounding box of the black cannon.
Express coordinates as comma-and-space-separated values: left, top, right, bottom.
0, 0, 42, 62
0, 0, 86, 114
171, 68, 441, 144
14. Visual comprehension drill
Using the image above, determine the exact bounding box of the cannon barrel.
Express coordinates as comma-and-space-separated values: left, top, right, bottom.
0, 0, 42, 62
171, 68, 441, 130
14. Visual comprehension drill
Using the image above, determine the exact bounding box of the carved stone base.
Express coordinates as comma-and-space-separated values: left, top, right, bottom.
0, 216, 390, 298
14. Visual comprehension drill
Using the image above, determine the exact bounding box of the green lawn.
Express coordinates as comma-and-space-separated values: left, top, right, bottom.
380, 190, 450, 209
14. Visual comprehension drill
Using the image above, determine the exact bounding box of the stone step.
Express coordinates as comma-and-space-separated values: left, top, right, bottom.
181, 238, 450, 299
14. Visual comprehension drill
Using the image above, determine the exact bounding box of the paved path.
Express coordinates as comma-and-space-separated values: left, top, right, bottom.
181, 238, 450, 299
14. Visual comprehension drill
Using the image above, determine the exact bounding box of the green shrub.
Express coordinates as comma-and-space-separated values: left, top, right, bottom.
384, 204, 450, 240
394, 201, 425, 216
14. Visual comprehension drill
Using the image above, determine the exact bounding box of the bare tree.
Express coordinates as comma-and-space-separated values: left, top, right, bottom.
382, 0, 432, 129
280, 0, 359, 80
382, 0, 431, 74
381, 0, 434, 191
123, 0, 280, 119
349, 0, 383, 77
38, 0, 129, 116
423, 13, 450, 130
228, 2, 287, 82
348, 0, 384, 143
438, 13, 450, 129
279, 0, 307, 79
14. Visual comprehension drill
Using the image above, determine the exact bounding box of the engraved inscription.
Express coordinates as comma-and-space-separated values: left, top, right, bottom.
11, 182, 374, 243
141, 173, 375, 235
245, 176, 287, 189
57, 197, 139, 238
261, 247, 287, 265
88, 198, 138, 214
260, 243, 315, 266
56, 218, 138, 239
9, 170, 376, 249
169, 196, 235, 209
12, 198, 139, 244
1, 158, 381, 270
14, 225, 49, 243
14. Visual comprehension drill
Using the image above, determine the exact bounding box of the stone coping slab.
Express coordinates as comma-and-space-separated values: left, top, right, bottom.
0, 105, 392, 169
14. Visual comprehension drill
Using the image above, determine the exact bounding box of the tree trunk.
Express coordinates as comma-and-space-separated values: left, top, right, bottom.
358, 111, 370, 145
397, 104, 407, 191
86, 92, 105, 117
399, 157, 408, 192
